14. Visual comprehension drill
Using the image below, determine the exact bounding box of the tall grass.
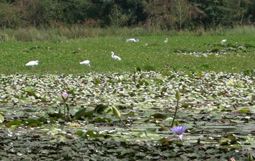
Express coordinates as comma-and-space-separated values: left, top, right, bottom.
0, 25, 255, 42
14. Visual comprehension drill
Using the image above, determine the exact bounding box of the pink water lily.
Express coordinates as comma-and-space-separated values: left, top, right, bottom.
171, 125, 187, 140
61, 93, 69, 100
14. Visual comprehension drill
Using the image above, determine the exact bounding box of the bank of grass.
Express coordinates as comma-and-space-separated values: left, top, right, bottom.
0, 25, 255, 42
0, 34, 255, 75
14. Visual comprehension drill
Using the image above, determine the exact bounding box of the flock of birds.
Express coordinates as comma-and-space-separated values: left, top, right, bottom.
25, 37, 170, 67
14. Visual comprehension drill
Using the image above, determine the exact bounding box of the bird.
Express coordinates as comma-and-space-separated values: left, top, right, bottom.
164, 38, 168, 43
221, 39, 227, 45
26, 60, 39, 67
80, 60, 90, 67
126, 38, 139, 42
110, 52, 121, 61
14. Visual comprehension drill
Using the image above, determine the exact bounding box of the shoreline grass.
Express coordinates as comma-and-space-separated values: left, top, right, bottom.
0, 25, 255, 42
1, 35, 255, 75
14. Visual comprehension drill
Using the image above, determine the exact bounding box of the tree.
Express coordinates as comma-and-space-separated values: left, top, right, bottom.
142, 0, 173, 31
108, 4, 130, 28
221, 0, 250, 26
0, 2, 21, 28
15, 0, 51, 27
171, 0, 191, 29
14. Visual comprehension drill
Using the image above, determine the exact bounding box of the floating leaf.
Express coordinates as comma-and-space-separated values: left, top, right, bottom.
24, 87, 35, 96
93, 117, 112, 123
138, 130, 160, 139
94, 104, 108, 114
149, 113, 166, 119
83, 130, 104, 139
238, 108, 250, 114
74, 108, 87, 120
77, 130, 84, 136
6, 120, 22, 127
226, 79, 234, 86
219, 135, 237, 145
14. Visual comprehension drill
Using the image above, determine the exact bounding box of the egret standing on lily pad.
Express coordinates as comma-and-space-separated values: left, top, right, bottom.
80, 60, 91, 67
26, 60, 39, 67
126, 38, 139, 42
110, 52, 121, 61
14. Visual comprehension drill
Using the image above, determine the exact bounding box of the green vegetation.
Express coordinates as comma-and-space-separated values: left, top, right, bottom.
0, 29, 255, 159
0, 32, 255, 75
1, 1, 255, 160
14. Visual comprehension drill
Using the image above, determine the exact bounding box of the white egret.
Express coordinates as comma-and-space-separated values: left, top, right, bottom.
110, 52, 121, 61
221, 39, 227, 45
80, 60, 90, 67
126, 38, 139, 42
164, 38, 168, 43
26, 60, 39, 67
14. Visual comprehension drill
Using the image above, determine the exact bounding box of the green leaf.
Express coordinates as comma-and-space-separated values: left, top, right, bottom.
76, 130, 84, 136
24, 87, 35, 96
0, 113, 4, 123
83, 130, 104, 139
149, 113, 166, 119
219, 135, 237, 145
138, 130, 160, 139
74, 108, 87, 120
238, 108, 250, 114
6, 120, 22, 127
248, 153, 254, 161
94, 104, 109, 114
226, 79, 234, 86
67, 90, 75, 97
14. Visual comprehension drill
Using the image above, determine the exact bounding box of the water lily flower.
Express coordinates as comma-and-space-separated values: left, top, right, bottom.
221, 50, 226, 52
171, 125, 187, 140
62, 93, 69, 100
61, 93, 70, 118
61, 93, 69, 102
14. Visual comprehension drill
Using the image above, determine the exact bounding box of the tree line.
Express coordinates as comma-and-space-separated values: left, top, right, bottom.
0, 0, 254, 30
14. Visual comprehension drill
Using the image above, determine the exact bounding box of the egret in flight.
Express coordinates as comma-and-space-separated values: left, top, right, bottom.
110, 52, 121, 61
126, 38, 139, 42
164, 38, 168, 43
26, 60, 39, 67
80, 60, 91, 67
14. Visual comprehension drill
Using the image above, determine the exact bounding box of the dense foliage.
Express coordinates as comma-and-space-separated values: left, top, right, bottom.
0, 0, 254, 30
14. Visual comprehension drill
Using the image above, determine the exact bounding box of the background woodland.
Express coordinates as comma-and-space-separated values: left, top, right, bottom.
0, 0, 254, 31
